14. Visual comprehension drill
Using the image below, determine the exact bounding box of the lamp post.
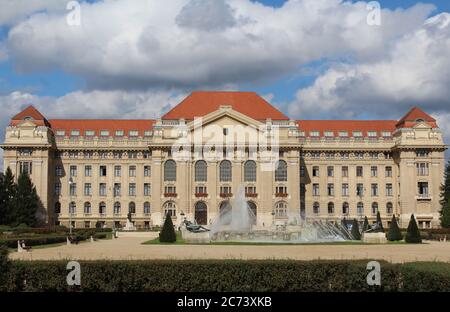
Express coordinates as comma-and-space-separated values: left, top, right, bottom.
68, 177, 74, 236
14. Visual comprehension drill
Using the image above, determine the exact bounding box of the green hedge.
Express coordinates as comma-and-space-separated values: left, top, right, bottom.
0, 233, 107, 249
1, 260, 449, 292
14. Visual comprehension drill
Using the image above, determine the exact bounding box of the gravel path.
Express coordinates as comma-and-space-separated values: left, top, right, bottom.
9, 235, 450, 263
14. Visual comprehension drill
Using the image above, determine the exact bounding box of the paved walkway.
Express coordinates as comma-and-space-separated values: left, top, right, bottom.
9, 235, 450, 263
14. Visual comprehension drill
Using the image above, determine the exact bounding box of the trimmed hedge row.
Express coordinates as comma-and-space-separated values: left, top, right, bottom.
0, 259, 449, 292
0, 233, 108, 248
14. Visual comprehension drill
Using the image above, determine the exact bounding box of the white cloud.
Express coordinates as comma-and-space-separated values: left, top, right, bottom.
0, 0, 63, 26
289, 13, 450, 125
5, 0, 434, 90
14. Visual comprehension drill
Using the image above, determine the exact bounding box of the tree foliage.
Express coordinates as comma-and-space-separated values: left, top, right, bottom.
440, 159, 450, 228
159, 212, 176, 243
405, 214, 422, 244
351, 219, 361, 240
387, 215, 403, 241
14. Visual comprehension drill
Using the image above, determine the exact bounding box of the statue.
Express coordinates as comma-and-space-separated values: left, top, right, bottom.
183, 220, 210, 233
124, 211, 136, 231
364, 221, 383, 233
127, 212, 133, 222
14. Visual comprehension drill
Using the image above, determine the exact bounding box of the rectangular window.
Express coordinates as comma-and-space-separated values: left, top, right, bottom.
99, 183, 107, 196
385, 166, 393, 177
355, 152, 364, 159
327, 166, 334, 177
19, 161, 32, 175
416, 163, 429, 176
275, 186, 287, 194
114, 166, 121, 177
144, 130, 153, 137
144, 183, 151, 196
114, 183, 121, 197
353, 131, 363, 138
356, 184, 364, 196
356, 166, 363, 177
327, 183, 334, 196
311, 152, 320, 159
114, 152, 122, 159
129, 130, 139, 137
84, 183, 92, 196
100, 130, 110, 137
312, 166, 319, 177
371, 166, 378, 177
245, 186, 256, 195
144, 166, 151, 177
342, 166, 349, 177
129, 166, 136, 177
313, 184, 320, 196
56, 130, 66, 136
416, 150, 429, 157
300, 166, 306, 177
382, 131, 391, 137
325, 153, 334, 159
310, 131, 320, 137
129, 183, 136, 196
70, 166, 77, 177
70, 130, 80, 136
340, 152, 349, 159
99, 166, 107, 177
69, 183, 77, 196
165, 186, 177, 194
196, 186, 207, 194
324, 131, 334, 137
85, 130, 95, 137
54, 183, 61, 196
55, 166, 63, 177
84, 152, 93, 159
386, 184, 393, 197
342, 184, 349, 196
371, 184, 378, 196
115, 130, 124, 137
220, 186, 232, 194
418, 182, 429, 197
368, 131, 377, 138
339, 131, 348, 137
99, 152, 107, 159
129, 152, 138, 159
85, 165, 92, 177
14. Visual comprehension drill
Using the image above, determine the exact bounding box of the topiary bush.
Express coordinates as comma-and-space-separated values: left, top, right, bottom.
405, 214, 422, 244
387, 215, 403, 241
375, 211, 385, 233
351, 219, 361, 240
159, 213, 176, 243
362, 216, 369, 232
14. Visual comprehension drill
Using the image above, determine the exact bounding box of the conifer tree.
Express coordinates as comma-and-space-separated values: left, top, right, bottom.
15, 172, 42, 227
351, 219, 361, 240
0, 168, 17, 225
159, 212, 177, 243
405, 214, 422, 244
376, 211, 384, 233
362, 216, 369, 232
440, 159, 450, 228
387, 215, 403, 241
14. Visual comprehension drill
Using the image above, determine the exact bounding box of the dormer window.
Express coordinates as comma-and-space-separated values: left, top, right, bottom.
100, 130, 109, 137
339, 131, 348, 137
115, 130, 124, 137
368, 131, 377, 138
353, 131, 363, 138
129, 130, 139, 137
144, 130, 153, 137
310, 131, 320, 137
70, 130, 80, 137
382, 131, 391, 137
324, 131, 334, 137
85, 130, 95, 137
56, 130, 66, 136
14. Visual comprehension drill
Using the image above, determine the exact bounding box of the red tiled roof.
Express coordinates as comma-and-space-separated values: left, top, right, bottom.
396, 107, 437, 128
10, 105, 49, 127
49, 120, 155, 137
297, 120, 398, 137
162, 91, 289, 121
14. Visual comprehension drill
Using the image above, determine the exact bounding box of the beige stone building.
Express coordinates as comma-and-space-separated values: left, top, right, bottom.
1, 91, 447, 229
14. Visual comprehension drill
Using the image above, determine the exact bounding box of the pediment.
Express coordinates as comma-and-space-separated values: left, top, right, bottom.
413, 122, 432, 129
188, 107, 263, 131
15, 120, 38, 128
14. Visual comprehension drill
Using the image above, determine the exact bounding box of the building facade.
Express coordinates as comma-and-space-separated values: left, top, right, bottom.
1, 91, 447, 229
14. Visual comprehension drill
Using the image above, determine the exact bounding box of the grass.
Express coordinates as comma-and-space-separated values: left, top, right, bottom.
142, 232, 186, 245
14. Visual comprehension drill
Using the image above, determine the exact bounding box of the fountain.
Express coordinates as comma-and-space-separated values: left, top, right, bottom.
202, 186, 355, 244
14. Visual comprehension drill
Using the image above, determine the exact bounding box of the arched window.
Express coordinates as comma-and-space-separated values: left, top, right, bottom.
195, 160, 207, 182
328, 202, 335, 214
114, 202, 121, 215
129, 202, 136, 214
247, 201, 257, 225
144, 202, 151, 214
219, 160, 232, 182
275, 160, 287, 182
313, 202, 320, 214
386, 202, 393, 214
219, 201, 231, 214
275, 202, 287, 217
99, 202, 106, 214
69, 202, 76, 214
84, 202, 91, 214
342, 202, 349, 215
164, 160, 177, 181
163, 201, 176, 217
372, 202, 378, 215
54, 202, 61, 214
244, 161, 257, 182
357, 202, 364, 215
194, 201, 207, 225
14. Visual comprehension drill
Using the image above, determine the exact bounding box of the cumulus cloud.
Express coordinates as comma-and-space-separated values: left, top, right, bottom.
5, 0, 434, 90
0, 89, 186, 170
289, 13, 450, 126
0, 0, 63, 26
